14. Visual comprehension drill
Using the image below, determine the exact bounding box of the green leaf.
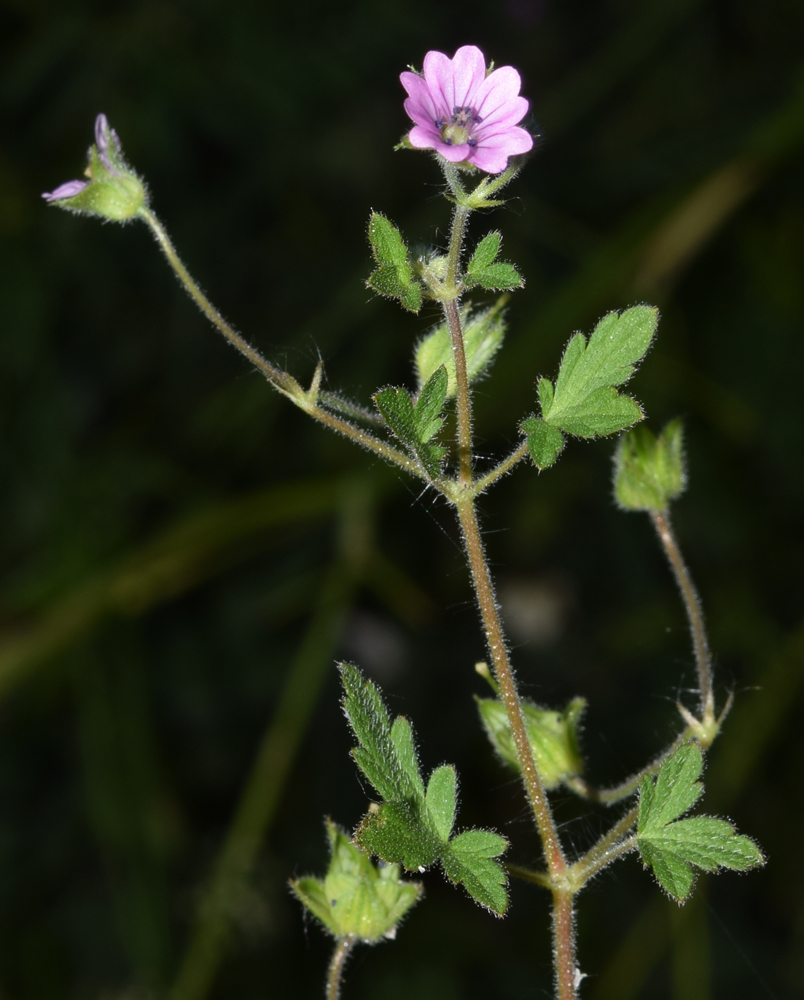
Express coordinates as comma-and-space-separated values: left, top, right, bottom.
290, 819, 422, 941
539, 306, 658, 439
414, 366, 449, 443
441, 830, 509, 915
341, 665, 509, 913
476, 696, 586, 789
366, 212, 422, 313
637, 744, 764, 902
373, 368, 449, 479
341, 663, 420, 803
368, 212, 409, 268
614, 419, 686, 512
520, 417, 565, 470
415, 300, 506, 397
356, 801, 443, 872
465, 232, 523, 291
467, 232, 501, 272
424, 765, 456, 842
374, 387, 417, 449
467, 262, 523, 290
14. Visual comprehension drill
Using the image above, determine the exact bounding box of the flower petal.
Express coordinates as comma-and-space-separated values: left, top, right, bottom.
408, 124, 441, 150
422, 49, 456, 116
475, 66, 527, 124
401, 71, 440, 127
477, 95, 529, 131
42, 179, 89, 201
470, 126, 533, 173
449, 45, 487, 109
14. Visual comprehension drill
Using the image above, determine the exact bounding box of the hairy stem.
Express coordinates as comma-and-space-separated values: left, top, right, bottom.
326, 936, 357, 1000
651, 510, 714, 721
567, 722, 700, 805
138, 208, 422, 480
570, 807, 639, 885
456, 499, 565, 871
473, 440, 531, 494
138, 208, 295, 394
553, 890, 577, 1000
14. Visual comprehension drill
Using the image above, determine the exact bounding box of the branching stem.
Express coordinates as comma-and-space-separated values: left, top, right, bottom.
137, 208, 423, 481
473, 440, 531, 494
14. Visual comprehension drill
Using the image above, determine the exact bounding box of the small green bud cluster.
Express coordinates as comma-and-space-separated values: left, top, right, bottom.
614, 419, 686, 512
290, 819, 421, 942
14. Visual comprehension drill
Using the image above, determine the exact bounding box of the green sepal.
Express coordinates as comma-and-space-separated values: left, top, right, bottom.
341, 664, 509, 914
637, 744, 764, 903
539, 306, 658, 439
415, 299, 506, 397
614, 419, 686, 512
476, 696, 586, 790
464, 232, 523, 291
520, 416, 565, 470
373, 366, 448, 478
290, 818, 422, 941
366, 212, 423, 312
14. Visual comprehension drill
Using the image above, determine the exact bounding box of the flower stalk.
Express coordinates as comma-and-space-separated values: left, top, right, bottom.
651, 510, 714, 723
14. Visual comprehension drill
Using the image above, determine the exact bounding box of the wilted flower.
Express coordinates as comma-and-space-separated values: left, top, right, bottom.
400, 46, 533, 174
42, 114, 148, 221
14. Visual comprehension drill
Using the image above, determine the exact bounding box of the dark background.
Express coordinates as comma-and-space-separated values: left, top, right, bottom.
2, 1, 803, 998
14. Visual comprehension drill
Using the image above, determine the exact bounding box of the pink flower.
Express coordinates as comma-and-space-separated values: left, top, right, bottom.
400, 46, 533, 175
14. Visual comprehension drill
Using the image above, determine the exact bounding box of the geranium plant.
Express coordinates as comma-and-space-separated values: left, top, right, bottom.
44, 44, 763, 1000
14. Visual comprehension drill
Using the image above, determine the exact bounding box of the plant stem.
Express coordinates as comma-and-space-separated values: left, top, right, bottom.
570, 808, 639, 885
473, 440, 531, 494
138, 208, 422, 480
445, 300, 473, 485
326, 936, 357, 1000
456, 499, 565, 873
553, 890, 577, 1000
650, 510, 714, 721
138, 208, 295, 394
568, 716, 708, 805
443, 197, 570, 1000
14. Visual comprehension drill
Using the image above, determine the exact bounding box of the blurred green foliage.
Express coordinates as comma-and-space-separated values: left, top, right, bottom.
1, 1, 804, 998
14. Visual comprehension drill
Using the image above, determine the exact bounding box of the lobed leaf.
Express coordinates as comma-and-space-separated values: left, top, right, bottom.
465, 232, 523, 291
373, 368, 449, 479
366, 212, 422, 312
341, 666, 509, 913
441, 830, 509, 915
637, 744, 764, 902
538, 306, 658, 440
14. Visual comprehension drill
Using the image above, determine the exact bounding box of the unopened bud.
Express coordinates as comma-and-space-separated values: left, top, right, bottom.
614, 419, 686, 513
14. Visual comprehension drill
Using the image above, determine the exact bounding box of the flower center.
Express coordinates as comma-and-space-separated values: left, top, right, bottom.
435, 106, 483, 147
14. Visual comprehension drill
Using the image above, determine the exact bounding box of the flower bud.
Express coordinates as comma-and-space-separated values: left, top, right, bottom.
42, 114, 148, 222
614, 419, 686, 512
